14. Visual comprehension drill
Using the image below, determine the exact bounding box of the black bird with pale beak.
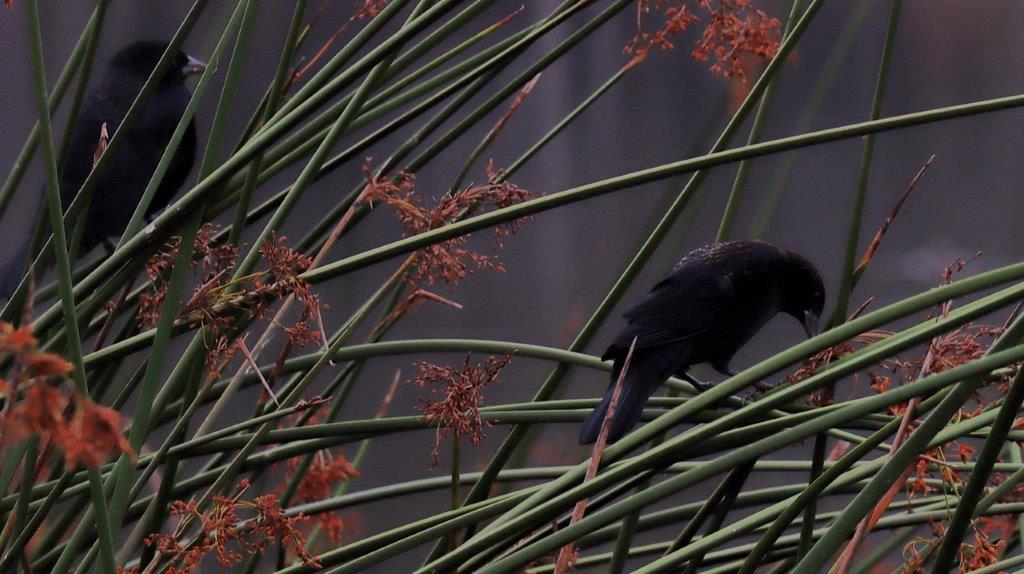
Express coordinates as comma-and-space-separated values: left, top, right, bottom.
0, 41, 205, 298
579, 240, 824, 444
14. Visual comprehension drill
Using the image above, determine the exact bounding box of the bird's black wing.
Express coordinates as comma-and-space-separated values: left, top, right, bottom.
603, 268, 732, 359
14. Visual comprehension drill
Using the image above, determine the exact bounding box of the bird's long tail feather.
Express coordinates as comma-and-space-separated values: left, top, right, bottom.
579, 351, 671, 445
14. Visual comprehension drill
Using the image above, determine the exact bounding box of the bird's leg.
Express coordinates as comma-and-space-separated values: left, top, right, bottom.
103, 238, 117, 254
719, 367, 774, 395
681, 371, 715, 393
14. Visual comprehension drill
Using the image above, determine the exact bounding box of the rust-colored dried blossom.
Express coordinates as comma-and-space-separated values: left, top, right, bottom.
907, 458, 934, 499
0, 322, 37, 351
692, 0, 781, 78
625, 0, 781, 78
958, 516, 1010, 571
955, 442, 975, 464
65, 398, 134, 468
257, 234, 314, 301
895, 324, 1004, 381
146, 480, 318, 573
138, 227, 324, 379
787, 340, 855, 384
361, 162, 535, 287
785, 330, 889, 406
625, 1, 699, 66
24, 353, 73, 377
410, 354, 512, 465
3, 386, 133, 469
0, 322, 133, 468
870, 322, 1011, 420
290, 453, 359, 541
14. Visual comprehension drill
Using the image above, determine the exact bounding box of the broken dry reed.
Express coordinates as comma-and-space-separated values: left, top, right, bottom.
553, 337, 636, 573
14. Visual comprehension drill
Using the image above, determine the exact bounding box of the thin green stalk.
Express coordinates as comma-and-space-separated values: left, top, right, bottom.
107, 0, 251, 533
930, 364, 1024, 570
446, 71, 540, 193
451, 435, 462, 554
794, 313, 1024, 572
229, 0, 300, 246
55, 1, 111, 172
661, 461, 748, 558
830, 0, 903, 324
577, 357, 1024, 574
716, 0, 805, 241
505, 65, 632, 179
750, 0, 873, 238
301, 350, 406, 550
24, 0, 116, 571
1009, 445, 1024, 558
0, 3, 103, 219
15, 0, 446, 328
797, 429, 828, 557
849, 527, 917, 574
735, 392, 942, 573
27, 70, 1024, 338
1, 0, 212, 321
261, 0, 420, 126
426, 275, 1024, 572
607, 390, 678, 574
680, 462, 755, 573
447, 0, 828, 531
5, 437, 38, 565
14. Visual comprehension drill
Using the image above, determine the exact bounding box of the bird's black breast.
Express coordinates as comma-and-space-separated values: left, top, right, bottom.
59, 71, 195, 250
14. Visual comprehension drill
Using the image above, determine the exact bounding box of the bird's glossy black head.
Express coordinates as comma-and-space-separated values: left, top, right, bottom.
777, 250, 825, 338
109, 41, 205, 85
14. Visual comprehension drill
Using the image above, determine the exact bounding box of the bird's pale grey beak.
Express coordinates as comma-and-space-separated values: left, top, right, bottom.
802, 310, 820, 338
182, 54, 207, 78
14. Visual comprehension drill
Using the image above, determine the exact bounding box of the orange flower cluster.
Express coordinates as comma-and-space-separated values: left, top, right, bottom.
360, 162, 535, 287
899, 496, 1011, 571
0, 323, 132, 468
626, 0, 781, 79
784, 330, 889, 407
626, 1, 700, 65
292, 453, 359, 541
958, 516, 1011, 571
138, 227, 324, 379
692, 0, 781, 78
888, 324, 1006, 383
410, 354, 512, 465
139, 223, 238, 328
144, 480, 318, 573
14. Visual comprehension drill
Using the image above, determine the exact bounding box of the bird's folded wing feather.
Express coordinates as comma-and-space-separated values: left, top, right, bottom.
605, 270, 732, 356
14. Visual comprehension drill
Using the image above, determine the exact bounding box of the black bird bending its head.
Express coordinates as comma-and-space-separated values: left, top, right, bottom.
579, 240, 824, 445
109, 40, 207, 85
0, 41, 205, 299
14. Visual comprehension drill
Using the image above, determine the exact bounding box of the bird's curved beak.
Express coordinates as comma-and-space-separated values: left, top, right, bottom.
182, 54, 207, 78
802, 309, 820, 338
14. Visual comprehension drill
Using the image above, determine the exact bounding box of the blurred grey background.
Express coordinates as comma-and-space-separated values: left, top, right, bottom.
1, 0, 1023, 570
